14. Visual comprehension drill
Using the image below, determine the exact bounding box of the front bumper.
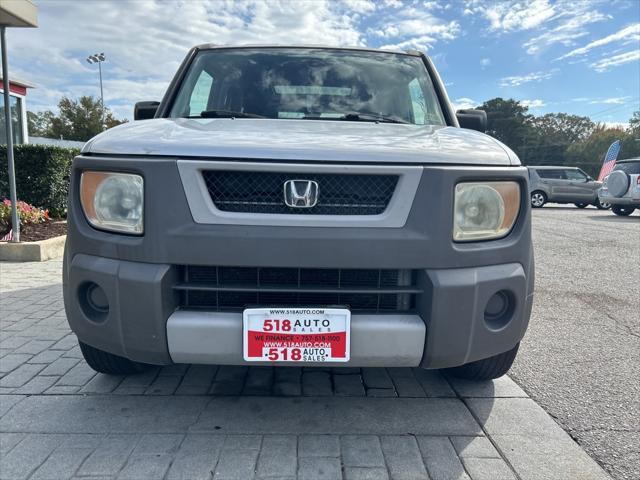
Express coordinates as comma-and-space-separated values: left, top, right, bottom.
64, 253, 534, 369
64, 156, 534, 369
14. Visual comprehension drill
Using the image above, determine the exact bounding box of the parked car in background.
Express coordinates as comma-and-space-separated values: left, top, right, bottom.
528, 166, 608, 209
598, 158, 640, 216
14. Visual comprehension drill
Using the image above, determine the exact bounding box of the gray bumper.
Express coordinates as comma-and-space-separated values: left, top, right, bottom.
64, 253, 533, 369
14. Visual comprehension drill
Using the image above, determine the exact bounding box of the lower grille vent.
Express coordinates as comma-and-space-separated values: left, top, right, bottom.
176, 266, 419, 313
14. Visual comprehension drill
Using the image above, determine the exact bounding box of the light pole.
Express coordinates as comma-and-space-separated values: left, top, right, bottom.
86, 52, 106, 127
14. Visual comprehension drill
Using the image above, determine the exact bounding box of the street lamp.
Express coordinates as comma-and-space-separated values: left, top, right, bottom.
86, 52, 106, 126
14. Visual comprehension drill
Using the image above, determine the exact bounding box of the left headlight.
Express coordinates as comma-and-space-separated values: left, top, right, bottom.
80, 171, 144, 234
453, 181, 520, 242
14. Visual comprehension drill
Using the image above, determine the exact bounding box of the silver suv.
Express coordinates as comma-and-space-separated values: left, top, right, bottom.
63, 45, 534, 381
528, 166, 607, 209
598, 158, 640, 216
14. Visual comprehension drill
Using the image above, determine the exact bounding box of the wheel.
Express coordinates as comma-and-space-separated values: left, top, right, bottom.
611, 205, 635, 216
446, 343, 520, 380
530, 191, 546, 208
574, 203, 588, 209
595, 198, 610, 210
79, 341, 151, 375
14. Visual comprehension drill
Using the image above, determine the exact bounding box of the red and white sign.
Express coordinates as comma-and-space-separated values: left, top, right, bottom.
243, 307, 350, 363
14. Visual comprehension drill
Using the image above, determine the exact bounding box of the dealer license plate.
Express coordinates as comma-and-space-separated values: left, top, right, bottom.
243, 307, 351, 363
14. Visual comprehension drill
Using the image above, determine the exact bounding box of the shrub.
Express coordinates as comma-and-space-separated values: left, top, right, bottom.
0, 199, 50, 236
0, 144, 80, 217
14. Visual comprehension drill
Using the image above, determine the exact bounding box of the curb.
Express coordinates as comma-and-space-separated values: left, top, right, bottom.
0, 235, 66, 262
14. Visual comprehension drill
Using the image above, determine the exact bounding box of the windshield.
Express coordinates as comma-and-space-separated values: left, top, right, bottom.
613, 161, 640, 175
169, 48, 446, 125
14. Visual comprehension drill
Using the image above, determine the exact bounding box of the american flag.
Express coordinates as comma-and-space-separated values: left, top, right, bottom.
0, 229, 12, 241
597, 140, 621, 181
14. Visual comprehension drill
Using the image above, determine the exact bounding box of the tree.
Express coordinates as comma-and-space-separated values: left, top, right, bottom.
523, 113, 596, 166
26, 111, 55, 137
27, 96, 126, 142
565, 125, 639, 177
477, 98, 534, 160
629, 110, 640, 137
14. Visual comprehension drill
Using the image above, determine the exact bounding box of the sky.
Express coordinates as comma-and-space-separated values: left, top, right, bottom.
5, 0, 640, 125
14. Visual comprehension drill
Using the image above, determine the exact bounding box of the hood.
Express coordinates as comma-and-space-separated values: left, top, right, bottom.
84, 118, 516, 165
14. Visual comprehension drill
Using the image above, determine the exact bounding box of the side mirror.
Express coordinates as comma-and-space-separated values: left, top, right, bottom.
134, 101, 160, 121
456, 109, 487, 133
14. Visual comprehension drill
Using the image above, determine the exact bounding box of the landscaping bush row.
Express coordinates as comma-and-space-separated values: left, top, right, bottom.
0, 144, 80, 217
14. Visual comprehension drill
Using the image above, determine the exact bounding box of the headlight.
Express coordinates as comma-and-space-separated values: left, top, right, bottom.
80, 171, 144, 234
453, 181, 520, 241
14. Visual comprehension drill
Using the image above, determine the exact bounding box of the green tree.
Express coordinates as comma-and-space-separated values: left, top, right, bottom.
26, 110, 55, 137
27, 96, 126, 142
565, 125, 638, 177
477, 98, 533, 160
48, 96, 126, 141
523, 113, 596, 166
628, 110, 640, 136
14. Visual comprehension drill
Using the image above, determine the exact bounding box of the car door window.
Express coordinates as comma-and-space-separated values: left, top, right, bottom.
537, 169, 565, 180
565, 170, 587, 181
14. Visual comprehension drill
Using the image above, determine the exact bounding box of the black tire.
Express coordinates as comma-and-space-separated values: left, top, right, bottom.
80, 341, 151, 375
574, 203, 588, 209
530, 191, 546, 208
594, 198, 610, 210
446, 343, 520, 381
611, 205, 635, 216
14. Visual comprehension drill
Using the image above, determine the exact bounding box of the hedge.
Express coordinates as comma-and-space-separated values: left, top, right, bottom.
0, 144, 80, 217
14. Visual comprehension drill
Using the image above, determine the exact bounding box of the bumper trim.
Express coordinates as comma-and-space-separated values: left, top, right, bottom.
167, 311, 426, 367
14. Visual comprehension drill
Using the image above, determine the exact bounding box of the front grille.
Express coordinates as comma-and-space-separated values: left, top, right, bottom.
202, 170, 398, 215
176, 266, 419, 313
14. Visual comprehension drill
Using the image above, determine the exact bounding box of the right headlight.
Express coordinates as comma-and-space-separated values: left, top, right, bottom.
453, 181, 520, 242
80, 171, 144, 234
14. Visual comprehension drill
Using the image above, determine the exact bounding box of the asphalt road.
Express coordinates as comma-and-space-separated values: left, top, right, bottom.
510, 205, 640, 480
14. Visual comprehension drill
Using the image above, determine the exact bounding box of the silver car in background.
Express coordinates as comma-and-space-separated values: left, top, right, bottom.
598, 158, 640, 216
528, 166, 608, 209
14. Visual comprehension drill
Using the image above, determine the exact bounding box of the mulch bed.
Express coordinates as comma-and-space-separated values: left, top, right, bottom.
1, 220, 67, 242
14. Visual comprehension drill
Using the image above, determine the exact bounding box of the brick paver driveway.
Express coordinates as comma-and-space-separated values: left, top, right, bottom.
0, 260, 609, 480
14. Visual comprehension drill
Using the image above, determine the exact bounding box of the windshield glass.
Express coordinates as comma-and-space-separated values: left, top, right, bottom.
613, 161, 640, 175
169, 48, 446, 125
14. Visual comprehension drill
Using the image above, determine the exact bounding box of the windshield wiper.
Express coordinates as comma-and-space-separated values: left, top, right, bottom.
195, 109, 266, 119
341, 112, 409, 124
302, 112, 409, 124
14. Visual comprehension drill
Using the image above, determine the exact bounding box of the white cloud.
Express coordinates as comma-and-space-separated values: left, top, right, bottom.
343, 0, 377, 14
466, 0, 556, 32
521, 99, 546, 108
590, 96, 632, 105
11, 0, 371, 118
451, 97, 478, 110
591, 50, 640, 72
523, 8, 609, 55
558, 23, 640, 59
373, 6, 460, 51
499, 70, 556, 86
480, 57, 491, 67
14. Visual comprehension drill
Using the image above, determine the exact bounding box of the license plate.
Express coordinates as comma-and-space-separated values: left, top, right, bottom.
243, 307, 350, 363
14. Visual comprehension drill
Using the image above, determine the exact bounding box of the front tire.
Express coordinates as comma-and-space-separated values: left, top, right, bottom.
446, 343, 520, 380
595, 198, 610, 210
575, 203, 588, 209
80, 341, 152, 375
530, 191, 546, 208
612, 205, 635, 216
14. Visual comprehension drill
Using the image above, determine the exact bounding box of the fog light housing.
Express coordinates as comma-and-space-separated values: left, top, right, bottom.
484, 290, 515, 330
79, 282, 109, 323
453, 181, 520, 241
